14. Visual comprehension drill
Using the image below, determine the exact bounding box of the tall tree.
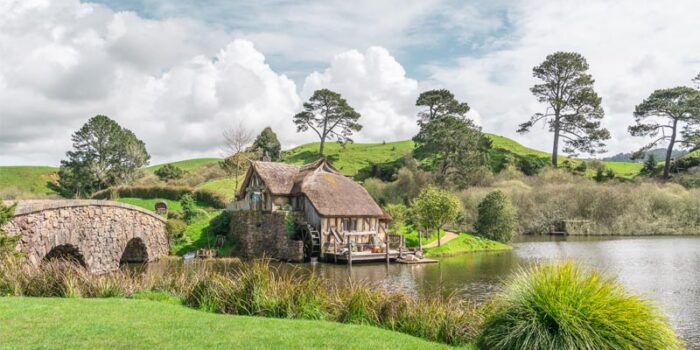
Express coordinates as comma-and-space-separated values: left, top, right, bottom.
629, 87, 700, 178
416, 89, 470, 126
293, 89, 362, 155
58, 115, 150, 198
413, 89, 490, 188
412, 186, 461, 248
518, 52, 610, 166
249, 127, 282, 161
221, 122, 254, 190
693, 73, 700, 89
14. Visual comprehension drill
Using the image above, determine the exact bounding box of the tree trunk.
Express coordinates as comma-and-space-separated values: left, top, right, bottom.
552, 117, 560, 167
437, 228, 442, 247
663, 119, 679, 179
418, 229, 423, 251
319, 138, 325, 156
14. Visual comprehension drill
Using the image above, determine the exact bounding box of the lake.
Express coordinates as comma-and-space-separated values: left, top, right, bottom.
295, 236, 700, 348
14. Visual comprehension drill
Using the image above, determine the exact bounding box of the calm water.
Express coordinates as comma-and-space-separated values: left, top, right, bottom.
142, 236, 700, 347
298, 236, 700, 348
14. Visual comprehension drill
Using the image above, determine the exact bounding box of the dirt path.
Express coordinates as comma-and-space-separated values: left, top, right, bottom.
423, 231, 458, 248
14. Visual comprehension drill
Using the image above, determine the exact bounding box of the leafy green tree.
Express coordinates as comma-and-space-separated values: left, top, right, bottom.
58, 115, 150, 197
629, 87, 700, 178
383, 203, 409, 231
293, 89, 362, 155
413, 89, 490, 188
415, 89, 470, 126
518, 52, 610, 166
249, 127, 282, 161
694, 73, 700, 89
0, 201, 18, 258
412, 186, 461, 248
475, 190, 516, 243
155, 164, 185, 181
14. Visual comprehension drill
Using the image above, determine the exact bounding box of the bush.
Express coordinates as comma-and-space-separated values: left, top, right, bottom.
383, 203, 409, 230
92, 185, 192, 200
478, 262, 683, 350
154, 164, 186, 181
180, 194, 197, 223
208, 211, 231, 237
475, 190, 516, 242
166, 219, 187, 241
0, 202, 18, 258
193, 189, 227, 209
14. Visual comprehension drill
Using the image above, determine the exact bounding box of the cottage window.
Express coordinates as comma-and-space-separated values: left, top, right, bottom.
343, 218, 358, 232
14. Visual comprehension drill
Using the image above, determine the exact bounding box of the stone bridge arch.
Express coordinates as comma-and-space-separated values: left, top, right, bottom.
2, 200, 169, 273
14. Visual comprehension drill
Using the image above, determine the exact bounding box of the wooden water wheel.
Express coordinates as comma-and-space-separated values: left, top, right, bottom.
299, 224, 321, 261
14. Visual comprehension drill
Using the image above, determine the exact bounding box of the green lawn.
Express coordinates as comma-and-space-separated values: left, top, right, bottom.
397, 225, 438, 247
0, 297, 454, 350
424, 233, 511, 257
146, 158, 222, 173
170, 213, 226, 255
197, 177, 241, 201
0, 166, 59, 197
600, 161, 643, 178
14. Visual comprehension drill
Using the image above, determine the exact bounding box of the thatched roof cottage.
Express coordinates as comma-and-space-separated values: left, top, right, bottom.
235, 158, 393, 261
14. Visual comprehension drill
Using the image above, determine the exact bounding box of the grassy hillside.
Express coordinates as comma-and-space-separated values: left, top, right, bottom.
282, 140, 415, 177
0, 298, 453, 350
0, 166, 59, 197
146, 158, 222, 173
0, 134, 647, 200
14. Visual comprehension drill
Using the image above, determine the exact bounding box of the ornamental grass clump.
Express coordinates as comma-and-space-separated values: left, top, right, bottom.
477, 262, 683, 350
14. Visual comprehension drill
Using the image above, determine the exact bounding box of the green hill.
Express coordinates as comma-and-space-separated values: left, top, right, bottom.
0, 134, 645, 200
0, 166, 59, 197
146, 158, 222, 173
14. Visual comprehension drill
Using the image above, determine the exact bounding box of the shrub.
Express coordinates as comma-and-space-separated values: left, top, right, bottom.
166, 219, 187, 241
475, 190, 516, 242
208, 211, 231, 237
383, 203, 409, 230
517, 156, 547, 175
192, 189, 227, 209
180, 194, 197, 223
92, 185, 192, 200
154, 164, 186, 181
477, 262, 683, 350
0, 202, 18, 258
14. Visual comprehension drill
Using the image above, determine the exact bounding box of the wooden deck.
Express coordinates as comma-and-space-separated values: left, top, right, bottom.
323, 250, 402, 263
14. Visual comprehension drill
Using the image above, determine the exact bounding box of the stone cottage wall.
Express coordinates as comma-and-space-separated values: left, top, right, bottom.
229, 210, 304, 262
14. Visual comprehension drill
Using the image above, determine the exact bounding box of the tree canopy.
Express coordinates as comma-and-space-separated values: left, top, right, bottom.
293, 89, 362, 155
518, 52, 610, 166
475, 190, 516, 243
250, 127, 282, 161
58, 115, 150, 197
413, 89, 490, 188
412, 186, 461, 248
629, 86, 700, 178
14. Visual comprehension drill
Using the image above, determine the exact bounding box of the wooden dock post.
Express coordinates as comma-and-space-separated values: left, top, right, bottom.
347, 239, 352, 267
333, 239, 337, 264
385, 234, 389, 264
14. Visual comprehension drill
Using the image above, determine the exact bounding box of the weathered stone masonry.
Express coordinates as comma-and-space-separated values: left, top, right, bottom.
229, 210, 304, 262
2, 200, 169, 273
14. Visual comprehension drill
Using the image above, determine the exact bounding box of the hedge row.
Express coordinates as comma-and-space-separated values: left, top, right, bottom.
91, 186, 228, 209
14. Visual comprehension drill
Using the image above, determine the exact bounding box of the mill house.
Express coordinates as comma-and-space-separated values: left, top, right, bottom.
233, 158, 402, 263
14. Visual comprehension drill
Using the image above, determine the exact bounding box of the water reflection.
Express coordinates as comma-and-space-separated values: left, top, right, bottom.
133, 235, 700, 348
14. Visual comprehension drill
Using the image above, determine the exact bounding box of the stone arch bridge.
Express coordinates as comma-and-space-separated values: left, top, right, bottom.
2, 200, 169, 273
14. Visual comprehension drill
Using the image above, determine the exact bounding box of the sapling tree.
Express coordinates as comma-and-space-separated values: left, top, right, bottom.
412, 186, 461, 248
518, 52, 610, 166
221, 122, 254, 190
629, 87, 700, 178
293, 89, 362, 155
0, 201, 18, 258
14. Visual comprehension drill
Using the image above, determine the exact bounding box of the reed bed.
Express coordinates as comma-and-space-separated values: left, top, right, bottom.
0, 257, 480, 346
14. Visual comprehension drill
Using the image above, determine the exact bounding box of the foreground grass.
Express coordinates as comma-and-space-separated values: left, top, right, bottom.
424, 233, 511, 257
0, 297, 454, 350
0, 166, 58, 197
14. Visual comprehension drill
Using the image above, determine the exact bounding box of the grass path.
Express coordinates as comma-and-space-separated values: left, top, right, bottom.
423, 231, 458, 248
0, 297, 455, 350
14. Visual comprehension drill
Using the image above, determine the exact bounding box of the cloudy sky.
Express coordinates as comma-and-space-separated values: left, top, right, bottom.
1, 0, 698, 166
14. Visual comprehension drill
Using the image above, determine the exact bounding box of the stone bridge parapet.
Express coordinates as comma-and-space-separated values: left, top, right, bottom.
2, 200, 169, 273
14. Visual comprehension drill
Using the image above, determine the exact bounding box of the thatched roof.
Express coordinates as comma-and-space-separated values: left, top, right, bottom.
245, 161, 300, 195
242, 158, 383, 217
